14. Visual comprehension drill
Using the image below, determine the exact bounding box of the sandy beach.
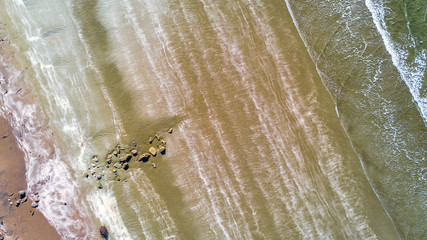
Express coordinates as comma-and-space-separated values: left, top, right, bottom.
0, 116, 60, 240
0, 23, 60, 239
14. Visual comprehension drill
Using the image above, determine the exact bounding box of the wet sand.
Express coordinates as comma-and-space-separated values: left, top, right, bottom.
0, 22, 60, 240
0, 21, 106, 239
0, 116, 60, 240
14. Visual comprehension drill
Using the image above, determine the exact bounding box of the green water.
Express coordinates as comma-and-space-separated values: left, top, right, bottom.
385, 0, 427, 97
286, 0, 426, 238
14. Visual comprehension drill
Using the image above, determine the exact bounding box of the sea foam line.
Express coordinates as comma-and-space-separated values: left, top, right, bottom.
365, 0, 427, 123
2, 1, 136, 239
0, 49, 94, 239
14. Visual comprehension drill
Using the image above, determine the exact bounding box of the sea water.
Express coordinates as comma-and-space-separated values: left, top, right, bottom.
0, 0, 425, 239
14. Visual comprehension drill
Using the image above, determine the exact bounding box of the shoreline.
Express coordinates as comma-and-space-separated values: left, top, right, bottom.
0, 116, 60, 240
0, 22, 60, 239
0, 22, 100, 239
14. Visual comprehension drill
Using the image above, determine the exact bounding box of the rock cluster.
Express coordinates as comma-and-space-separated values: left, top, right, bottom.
85, 128, 174, 188
6, 190, 40, 210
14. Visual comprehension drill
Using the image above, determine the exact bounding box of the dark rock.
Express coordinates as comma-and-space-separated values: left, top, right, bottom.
31, 201, 38, 208
131, 149, 138, 155
123, 163, 129, 170
15, 200, 20, 207
99, 226, 108, 238
138, 153, 150, 162
159, 145, 166, 154
18, 190, 26, 199
120, 154, 132, 162
84, 172, 89, 178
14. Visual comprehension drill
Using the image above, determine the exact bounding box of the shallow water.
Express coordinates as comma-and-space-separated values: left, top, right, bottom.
285, 0, 426, 238
0, 0, 425, 239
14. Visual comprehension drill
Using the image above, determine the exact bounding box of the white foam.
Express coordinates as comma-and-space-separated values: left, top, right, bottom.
87, 188, 133, 240
0, 53, 94, 239
365, 0, 427, 123
1, 1, 134, 239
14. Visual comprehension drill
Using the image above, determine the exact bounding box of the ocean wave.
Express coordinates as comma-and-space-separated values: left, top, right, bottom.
284, 0, 426, 238
365, 0, 427, 123
0, 51, 95, 239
